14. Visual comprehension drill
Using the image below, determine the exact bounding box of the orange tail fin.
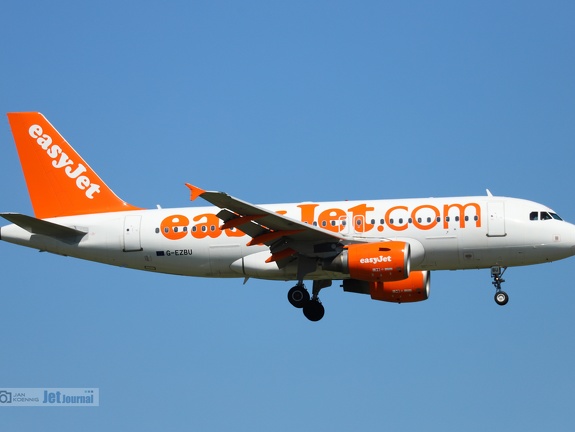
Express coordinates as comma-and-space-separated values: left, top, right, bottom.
7, 112, 141, 219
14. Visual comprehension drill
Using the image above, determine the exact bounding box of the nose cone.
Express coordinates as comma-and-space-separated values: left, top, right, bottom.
562, 222, 575, 258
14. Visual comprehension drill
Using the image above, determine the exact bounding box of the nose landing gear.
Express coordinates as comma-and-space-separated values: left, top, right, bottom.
491, 266, 509, 306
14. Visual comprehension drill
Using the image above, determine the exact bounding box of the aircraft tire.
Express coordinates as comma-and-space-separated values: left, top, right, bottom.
303, 300, 325, 322
494, 291, 509, 306
288, 286, 310, 309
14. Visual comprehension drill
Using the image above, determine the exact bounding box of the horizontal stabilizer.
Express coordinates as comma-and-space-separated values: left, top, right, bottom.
0, 212, 88, 239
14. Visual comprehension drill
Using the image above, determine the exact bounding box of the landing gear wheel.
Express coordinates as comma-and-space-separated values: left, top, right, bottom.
491, 266, 509, 306
494, 291, 509, 306
303, 300, 325, 322
287, 285, 310, 309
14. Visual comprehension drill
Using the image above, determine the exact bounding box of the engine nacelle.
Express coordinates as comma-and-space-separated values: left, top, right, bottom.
370, 270, 430, 303
326, 241, 410, 282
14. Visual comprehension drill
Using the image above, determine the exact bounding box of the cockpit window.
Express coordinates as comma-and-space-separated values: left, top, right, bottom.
532, 211, 563, 221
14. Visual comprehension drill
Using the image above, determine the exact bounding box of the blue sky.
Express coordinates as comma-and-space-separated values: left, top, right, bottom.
1, 1, 575, 430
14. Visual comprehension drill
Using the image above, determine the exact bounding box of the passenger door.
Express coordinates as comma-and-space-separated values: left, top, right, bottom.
487, 202, 506, 237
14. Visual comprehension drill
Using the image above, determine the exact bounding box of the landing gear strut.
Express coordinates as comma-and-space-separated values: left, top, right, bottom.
491, 266, 509, 306
287, 256, 329, 321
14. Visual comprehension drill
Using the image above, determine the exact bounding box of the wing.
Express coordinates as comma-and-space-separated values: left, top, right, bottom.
186, 184, 346, 266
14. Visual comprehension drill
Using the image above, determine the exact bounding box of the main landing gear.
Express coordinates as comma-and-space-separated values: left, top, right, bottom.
491, 266, 509, 306
287, 280, 331, 322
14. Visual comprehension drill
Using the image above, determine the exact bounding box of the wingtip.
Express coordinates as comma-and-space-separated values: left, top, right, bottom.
185, 183, 206, 201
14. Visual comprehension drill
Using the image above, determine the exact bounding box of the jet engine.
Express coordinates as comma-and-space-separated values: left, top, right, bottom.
325, 241, 410, 282
342, 270, 430, 303
369, 270, 430, 303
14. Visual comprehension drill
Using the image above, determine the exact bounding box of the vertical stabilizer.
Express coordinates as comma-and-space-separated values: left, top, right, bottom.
7, 112, 141, 218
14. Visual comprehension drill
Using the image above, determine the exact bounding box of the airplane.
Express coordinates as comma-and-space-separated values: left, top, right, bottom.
2, 112, 575, 322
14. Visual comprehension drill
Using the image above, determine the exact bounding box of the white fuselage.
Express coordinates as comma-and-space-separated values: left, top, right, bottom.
2, 196, 575, 281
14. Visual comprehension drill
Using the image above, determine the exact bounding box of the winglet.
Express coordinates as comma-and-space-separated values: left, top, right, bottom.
185, 183, 206, 201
